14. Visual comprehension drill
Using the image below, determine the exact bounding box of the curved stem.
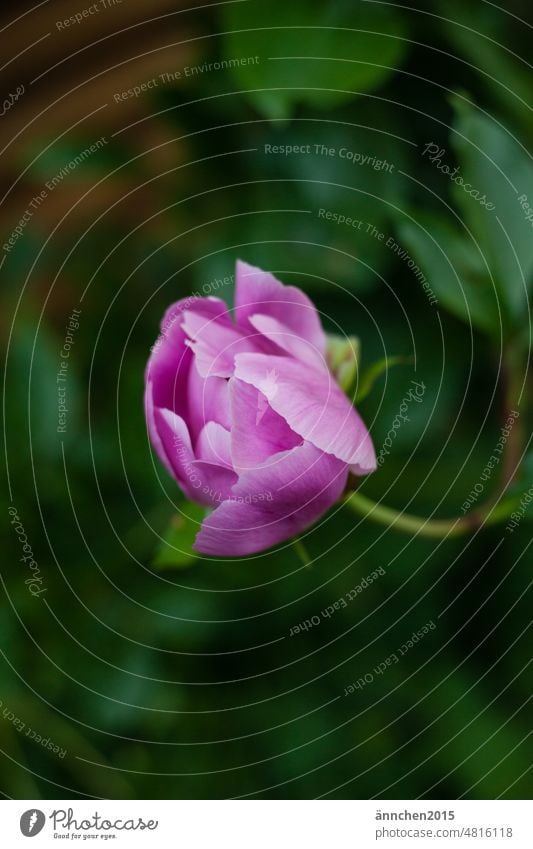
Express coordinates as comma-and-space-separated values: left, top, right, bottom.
345, 341, 526, 539
344, 491, 517, 539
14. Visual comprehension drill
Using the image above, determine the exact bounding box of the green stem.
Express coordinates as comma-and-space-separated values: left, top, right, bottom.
345, 490, 520, 539
345, 342, 526, 540
292, 537, 312, 566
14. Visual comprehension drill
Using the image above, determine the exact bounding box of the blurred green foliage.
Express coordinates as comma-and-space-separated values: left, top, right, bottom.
2, 0, 532, 800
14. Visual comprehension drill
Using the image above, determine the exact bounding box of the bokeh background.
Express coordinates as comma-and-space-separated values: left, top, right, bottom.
1, 0, 532, 799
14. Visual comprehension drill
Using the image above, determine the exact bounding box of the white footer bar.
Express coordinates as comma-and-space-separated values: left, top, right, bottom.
1, 800, 531, 848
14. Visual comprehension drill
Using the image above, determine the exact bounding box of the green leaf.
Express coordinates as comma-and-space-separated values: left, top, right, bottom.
221, 0, 408, 120
450, 95, 533, 323
397, 212, 501, 336
355, 355, 407, 403
152, 502, 206, 570
257, 105, 410, 291
437, 1, 533, 136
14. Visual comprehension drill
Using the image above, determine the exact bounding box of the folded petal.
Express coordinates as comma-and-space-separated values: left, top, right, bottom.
196, 421, 233, 469
151, 407, 199, 501
153, 408, 236, 506
248, 313, 325, 369
186, 357, 231, 440
145, 305, 193, 418
194, 442, 348, 556
234, 353, 376, 473
182, 309, 257, 378
190, 460, 238, 507
229, 378, 302, 472
144, 379, 175, 478
147, 297, 232, 438
177, 295, 231, 326
235, 260, 325, 353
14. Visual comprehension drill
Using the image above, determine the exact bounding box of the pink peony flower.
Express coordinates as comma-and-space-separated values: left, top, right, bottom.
145, 261, 376, 556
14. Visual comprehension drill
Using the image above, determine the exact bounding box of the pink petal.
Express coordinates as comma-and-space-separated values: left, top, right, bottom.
186, 358, 231, 440
229, 378, 302, 472
196, 421, 233, 469
235, 260, 325, 353
190, 460, 238, 507
234, 353, 376, 473
153, 408, 236, 507
175, 295, 231, 327
146, 296, 231, 420
182, 309, 258, 378
151, 407, 199, 501
248, 313, 325, 368
144, 379, 175, 479
145, 309, 193, 417
194, 442, 348, 556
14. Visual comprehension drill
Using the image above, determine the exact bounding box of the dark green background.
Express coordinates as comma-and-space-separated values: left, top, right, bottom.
2, 0, 532, 799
